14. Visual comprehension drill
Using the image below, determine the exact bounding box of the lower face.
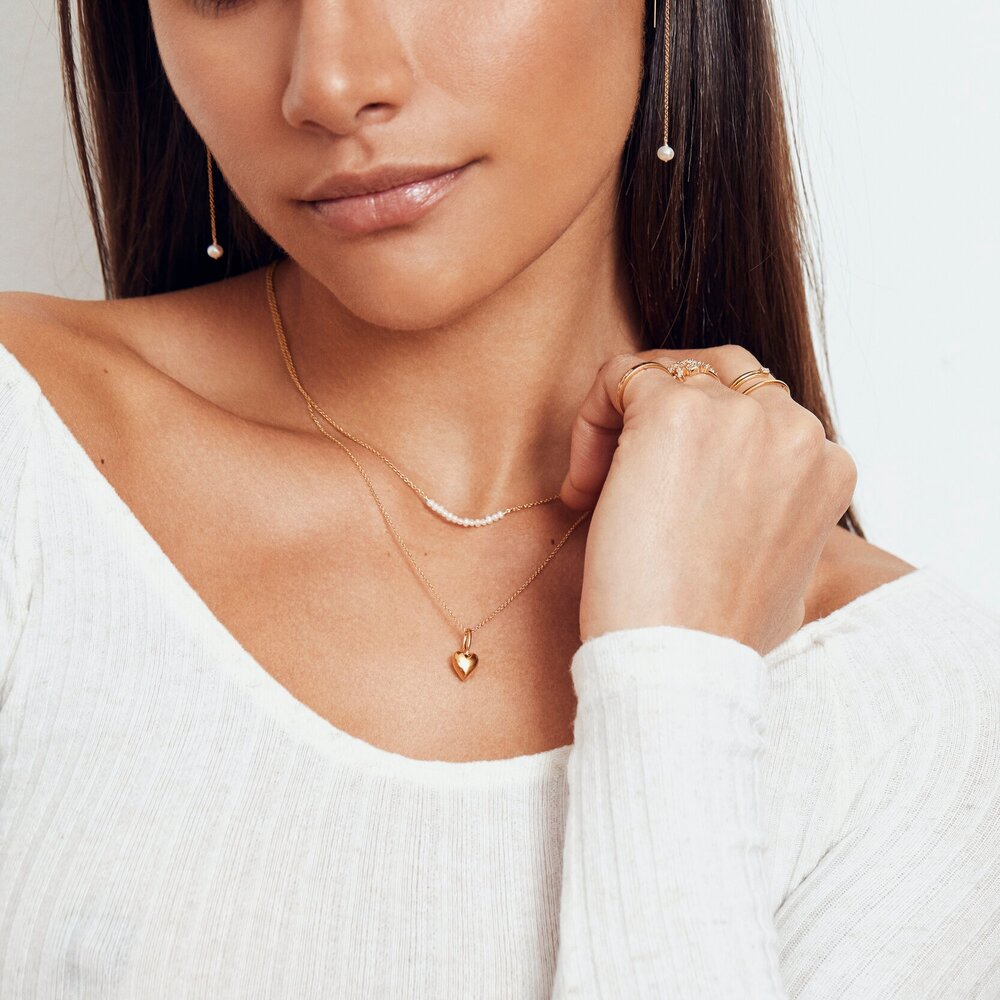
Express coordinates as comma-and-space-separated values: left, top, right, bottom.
148, 0, 646, 328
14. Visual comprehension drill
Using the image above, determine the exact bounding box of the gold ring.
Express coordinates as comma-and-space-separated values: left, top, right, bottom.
615, 361, 672, 415
741, 377, 791, 396
664, 358, 721, 383
729, 367, 772, 391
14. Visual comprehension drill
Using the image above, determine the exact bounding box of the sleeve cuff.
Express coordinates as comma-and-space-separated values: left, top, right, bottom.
570, 623, 768, 709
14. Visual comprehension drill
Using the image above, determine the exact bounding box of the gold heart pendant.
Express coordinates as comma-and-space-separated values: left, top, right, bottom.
451, 628, 479, 681
451, 650, 479, 681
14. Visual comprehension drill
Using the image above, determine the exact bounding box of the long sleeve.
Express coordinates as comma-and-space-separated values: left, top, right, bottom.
0, 352, 41, 689
551, 624, 786, 998
550, 617, 1000, 998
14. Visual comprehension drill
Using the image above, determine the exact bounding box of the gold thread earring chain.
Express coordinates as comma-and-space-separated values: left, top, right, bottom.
265, 260, 562, 528
263, 261, 592, 680
654, 0, 675, 162
205, 145, 225, 260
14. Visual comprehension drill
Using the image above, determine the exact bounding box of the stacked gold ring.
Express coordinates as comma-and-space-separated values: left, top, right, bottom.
728, 366, 791, 396
615, 358, 791, 416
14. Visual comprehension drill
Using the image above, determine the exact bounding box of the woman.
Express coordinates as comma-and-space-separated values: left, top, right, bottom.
1, 0, 997, 996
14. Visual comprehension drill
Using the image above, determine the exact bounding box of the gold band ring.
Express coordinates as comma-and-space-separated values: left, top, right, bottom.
615, 361, 673, 415
729, 367, 772, 391
741, 377, 791, 396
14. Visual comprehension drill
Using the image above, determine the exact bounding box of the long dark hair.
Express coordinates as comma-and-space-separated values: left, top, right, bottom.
57, 0, 863, 536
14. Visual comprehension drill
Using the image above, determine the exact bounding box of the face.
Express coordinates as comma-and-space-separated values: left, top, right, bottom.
148, 0, 646, 329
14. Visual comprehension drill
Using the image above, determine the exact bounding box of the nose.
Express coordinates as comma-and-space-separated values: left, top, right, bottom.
280, 0, 415, 137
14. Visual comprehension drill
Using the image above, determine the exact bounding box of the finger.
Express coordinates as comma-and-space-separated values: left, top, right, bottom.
608, 351, 731, 420
700, 345, 795, 412
559, 409, 622, 509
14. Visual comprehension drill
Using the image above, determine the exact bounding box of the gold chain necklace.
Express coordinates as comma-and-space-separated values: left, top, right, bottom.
266, 261, 560, 528
264, 259, 592, 680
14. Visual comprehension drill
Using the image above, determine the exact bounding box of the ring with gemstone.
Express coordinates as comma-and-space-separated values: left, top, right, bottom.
664, 358, 721, 383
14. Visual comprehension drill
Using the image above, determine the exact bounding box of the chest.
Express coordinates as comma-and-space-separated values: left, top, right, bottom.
26, 345, 846, 766
62, 389, 588, 763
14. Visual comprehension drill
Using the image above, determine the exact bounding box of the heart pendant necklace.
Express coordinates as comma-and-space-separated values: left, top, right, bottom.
265, 259, 592, 680
451, 629, 479, 681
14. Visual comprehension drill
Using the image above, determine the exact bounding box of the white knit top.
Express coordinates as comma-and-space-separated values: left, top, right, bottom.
2, 339, 999, 999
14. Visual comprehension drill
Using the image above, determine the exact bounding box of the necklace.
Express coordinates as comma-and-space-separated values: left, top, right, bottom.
264, 259, 592, 680
265, 261, 560, 528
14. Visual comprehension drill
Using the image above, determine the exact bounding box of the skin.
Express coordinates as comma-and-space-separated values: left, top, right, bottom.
0, 0, 914, 761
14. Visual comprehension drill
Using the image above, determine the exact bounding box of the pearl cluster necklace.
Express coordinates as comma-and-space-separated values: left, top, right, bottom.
263, 280, 563, 528
423, 497, 511, 527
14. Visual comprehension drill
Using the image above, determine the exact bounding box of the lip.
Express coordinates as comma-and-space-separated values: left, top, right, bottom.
305, 161, 473, 236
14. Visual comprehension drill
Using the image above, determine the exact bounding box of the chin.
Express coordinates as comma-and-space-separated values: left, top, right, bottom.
286, 227, 524, 332
305, 254, 501, 332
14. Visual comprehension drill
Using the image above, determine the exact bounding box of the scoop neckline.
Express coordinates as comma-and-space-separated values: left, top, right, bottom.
3, 342, 936, 784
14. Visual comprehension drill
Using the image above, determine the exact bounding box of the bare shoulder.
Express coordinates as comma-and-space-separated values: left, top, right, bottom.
0, 282, 252, 486
0, 270, 272, 426
805, 525, 920, 625
0, 289, 158, 460
0, 276, 250, 378
0, 288, 129, 382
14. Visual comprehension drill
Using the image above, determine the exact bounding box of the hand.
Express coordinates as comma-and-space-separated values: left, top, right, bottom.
559, 347, 858, 656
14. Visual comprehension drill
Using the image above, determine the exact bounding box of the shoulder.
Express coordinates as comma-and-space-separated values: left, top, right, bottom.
0, 283, 203, 377
804, 526, 999, 675
0, 272, 269, 465
0, 288, 134, 398
0, 291, 79, 456
0, 269, 276, 424
0, 290, 147, 477
769, 568, 1000, 996
804, 525, 919, 626
787, 528, 1000, 752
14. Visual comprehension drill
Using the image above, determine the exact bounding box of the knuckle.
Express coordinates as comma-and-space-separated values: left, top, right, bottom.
654, 383, 703, 420
602, 352, 638, 390
826, 441, 859, 491
785, 410, 827, 455
608, 352, 645, 380
711, 344, 760, 370
648, 385, 712, 436
736, 392, 768, 423
715, 391, 764, 438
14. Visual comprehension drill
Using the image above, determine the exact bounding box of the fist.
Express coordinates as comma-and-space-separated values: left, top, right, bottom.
560, 347, 858, 656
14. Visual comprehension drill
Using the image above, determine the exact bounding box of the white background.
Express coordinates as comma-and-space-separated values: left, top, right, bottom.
2, 1, 997, 607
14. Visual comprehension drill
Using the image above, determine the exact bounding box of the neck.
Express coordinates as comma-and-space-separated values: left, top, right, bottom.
270, 218, 644, 516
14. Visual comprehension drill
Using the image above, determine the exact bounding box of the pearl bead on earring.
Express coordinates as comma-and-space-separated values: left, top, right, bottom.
204, 145, 225, 261
656, 0, 675, 165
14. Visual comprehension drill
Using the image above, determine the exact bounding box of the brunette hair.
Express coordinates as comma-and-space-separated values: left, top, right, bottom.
57, 0, 862, 535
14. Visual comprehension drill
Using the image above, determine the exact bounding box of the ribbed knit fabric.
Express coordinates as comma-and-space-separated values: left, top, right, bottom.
2, 339, 1000, 999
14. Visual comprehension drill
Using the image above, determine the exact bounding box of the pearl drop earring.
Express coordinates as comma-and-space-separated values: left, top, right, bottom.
205, 145, 225, 260
654, 0, 675, 163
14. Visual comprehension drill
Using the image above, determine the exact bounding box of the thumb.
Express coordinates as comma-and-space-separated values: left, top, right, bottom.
559, 410, 623, 510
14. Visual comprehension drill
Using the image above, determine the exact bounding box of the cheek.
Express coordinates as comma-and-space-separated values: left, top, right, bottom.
431, 1, 644, 224
149, 3, 286, 160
